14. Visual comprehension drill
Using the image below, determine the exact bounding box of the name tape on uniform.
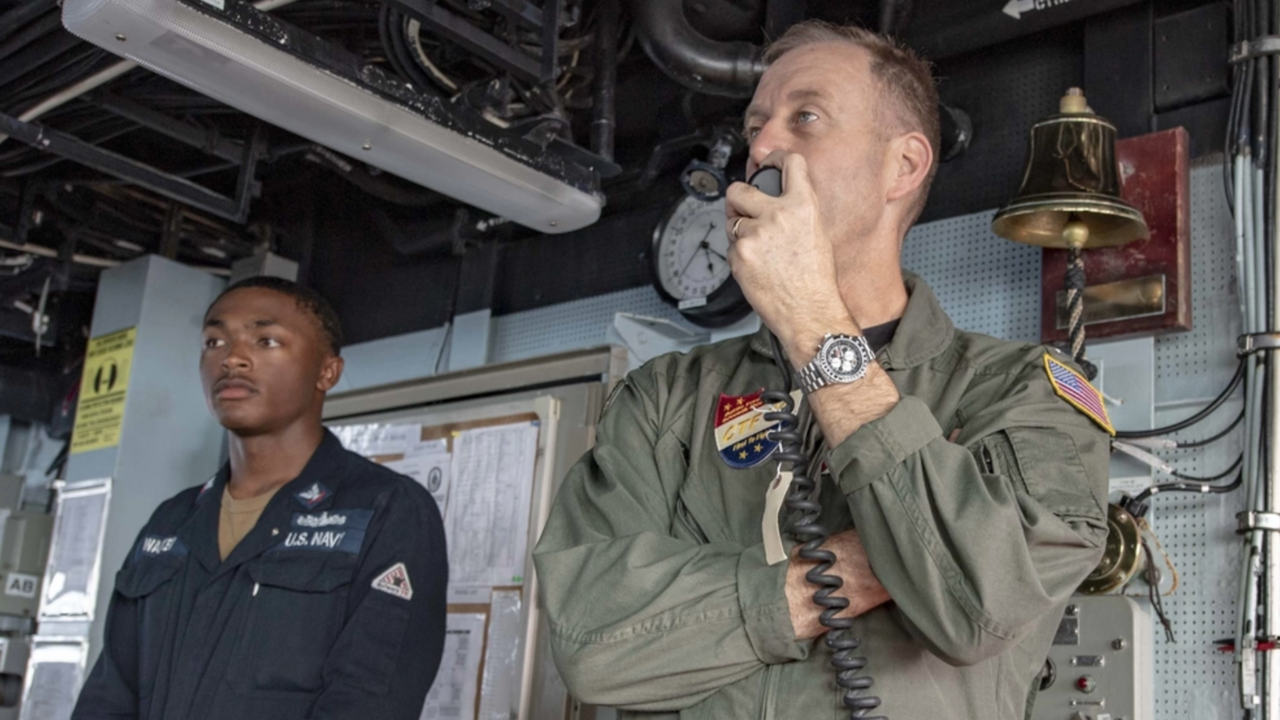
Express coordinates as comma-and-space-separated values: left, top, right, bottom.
135, 535, 189, 561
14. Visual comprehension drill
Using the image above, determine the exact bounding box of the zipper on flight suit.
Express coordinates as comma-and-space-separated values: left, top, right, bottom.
758, 663, 781, 720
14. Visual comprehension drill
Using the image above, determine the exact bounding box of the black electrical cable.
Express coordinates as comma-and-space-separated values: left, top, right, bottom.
764, 332, 883, 720
378, 5, 437, 94
0, 11, 60, 65
6, 48, 107, 108
0, 31, 83, 91
1178, 410, 1246, 449
1114, 360, 1245, 439
1171, 454, 1244, 483
1142, 537, 1176, 643
1254, 0, 1269, 164
1131, 468, 1244, 505
1268, 5, 1278, 327
0, 0, 56, 46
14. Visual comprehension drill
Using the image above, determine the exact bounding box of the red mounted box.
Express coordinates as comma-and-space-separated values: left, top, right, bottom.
1040, 127, 1192, 343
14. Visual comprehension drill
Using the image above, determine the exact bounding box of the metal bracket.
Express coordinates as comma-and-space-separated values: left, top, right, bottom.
0, 113, 263, 223
1230, 37, 1280, 64
1237, 511, 1280, 533
1238, 333, 1280, 356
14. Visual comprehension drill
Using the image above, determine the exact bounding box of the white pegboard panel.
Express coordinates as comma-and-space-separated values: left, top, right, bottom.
1143, 163, 1246, 720
902, 210, 1044, 343
488, 285, 685, 364
1153, 164, 1243, 404
1148, 398, 1246, 720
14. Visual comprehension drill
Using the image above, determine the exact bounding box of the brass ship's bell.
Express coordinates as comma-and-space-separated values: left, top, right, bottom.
992, 88, 1149, 251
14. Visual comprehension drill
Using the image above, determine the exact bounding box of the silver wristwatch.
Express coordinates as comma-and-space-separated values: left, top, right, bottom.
795, 333, 874, 394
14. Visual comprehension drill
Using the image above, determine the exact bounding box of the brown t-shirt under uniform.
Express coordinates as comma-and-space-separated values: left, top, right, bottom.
218, 485, 281, 560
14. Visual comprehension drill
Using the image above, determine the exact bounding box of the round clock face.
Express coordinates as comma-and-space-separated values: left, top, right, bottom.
653, 195, 732, 302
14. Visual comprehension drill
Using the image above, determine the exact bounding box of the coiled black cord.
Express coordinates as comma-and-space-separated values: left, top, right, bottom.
764, 332, 884, 720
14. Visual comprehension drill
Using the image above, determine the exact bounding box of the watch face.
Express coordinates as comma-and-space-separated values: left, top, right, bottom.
652, 195, 732, 302
817, 336, 871, 382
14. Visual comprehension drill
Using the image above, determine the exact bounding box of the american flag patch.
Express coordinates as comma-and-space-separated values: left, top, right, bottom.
1044, 355, 1115, 435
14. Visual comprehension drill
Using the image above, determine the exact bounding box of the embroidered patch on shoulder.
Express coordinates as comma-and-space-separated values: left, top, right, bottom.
372, 562, 413, 600
294, 481, 331, 509
714, 390, 782, 469
1044, 355, 1115, 435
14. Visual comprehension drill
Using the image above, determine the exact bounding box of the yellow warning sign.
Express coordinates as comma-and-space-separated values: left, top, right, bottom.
71, 327, 137, 454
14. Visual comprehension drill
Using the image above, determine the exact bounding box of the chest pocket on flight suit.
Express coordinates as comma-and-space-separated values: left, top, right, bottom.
229, 554, 356, 697
115, 557, 185, 700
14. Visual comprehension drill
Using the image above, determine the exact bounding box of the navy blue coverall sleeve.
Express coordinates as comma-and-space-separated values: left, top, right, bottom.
311, 480, 449, 720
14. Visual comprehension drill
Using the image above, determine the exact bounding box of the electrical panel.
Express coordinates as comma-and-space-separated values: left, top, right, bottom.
1032, 595, 1154, 720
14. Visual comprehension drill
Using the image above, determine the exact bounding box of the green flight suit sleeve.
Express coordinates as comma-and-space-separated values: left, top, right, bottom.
533, 372, 806, 712
828, 358, 1109, 667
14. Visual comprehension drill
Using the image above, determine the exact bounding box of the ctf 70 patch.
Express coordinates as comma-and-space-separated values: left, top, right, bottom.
1044, 354, 1115, 436
372, 562, 413, 600
714, 390, 783, 469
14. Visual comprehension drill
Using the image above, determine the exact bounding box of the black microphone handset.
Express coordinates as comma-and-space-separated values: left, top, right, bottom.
748, 166, 885, 720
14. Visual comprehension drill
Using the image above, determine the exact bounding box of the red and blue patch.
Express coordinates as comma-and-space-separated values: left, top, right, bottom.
714, 390, 782, 469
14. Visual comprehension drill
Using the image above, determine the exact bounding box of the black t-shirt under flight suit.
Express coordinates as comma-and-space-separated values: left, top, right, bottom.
72, 431, 448, 720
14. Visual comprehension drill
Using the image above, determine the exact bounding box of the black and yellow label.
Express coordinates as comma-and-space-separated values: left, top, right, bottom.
71, 327, 137, 454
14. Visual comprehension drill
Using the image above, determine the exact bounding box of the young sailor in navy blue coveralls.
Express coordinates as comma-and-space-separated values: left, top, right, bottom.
72, 277, 448, 720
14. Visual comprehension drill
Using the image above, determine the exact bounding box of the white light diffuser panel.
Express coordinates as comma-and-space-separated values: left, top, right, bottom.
62, 0, 603, 233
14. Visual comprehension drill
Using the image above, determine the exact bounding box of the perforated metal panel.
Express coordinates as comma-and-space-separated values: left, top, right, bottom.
1143, 162, 1245, 720
489, 285, 684, 364
485, 164, 1245, 718
902, 211, 1044, 342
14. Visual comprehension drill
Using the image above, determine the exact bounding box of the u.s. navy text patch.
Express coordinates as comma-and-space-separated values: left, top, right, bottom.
268, 508, 373, 554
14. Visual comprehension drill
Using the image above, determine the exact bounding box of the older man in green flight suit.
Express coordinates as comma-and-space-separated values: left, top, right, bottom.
533, 20, 1111, 720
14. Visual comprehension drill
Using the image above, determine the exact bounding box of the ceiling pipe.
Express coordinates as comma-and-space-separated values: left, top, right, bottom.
878, 0, 915, 37
626, 0, 764, 98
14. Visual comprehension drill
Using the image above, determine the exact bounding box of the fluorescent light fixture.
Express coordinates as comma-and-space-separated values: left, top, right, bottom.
61, 0, 603, 233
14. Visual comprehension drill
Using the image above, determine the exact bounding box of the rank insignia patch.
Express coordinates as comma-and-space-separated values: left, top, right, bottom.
1044, 355, 1115, 435
372, 562, 413, 600
714, 390, 783, 469
294, 481, 332, 509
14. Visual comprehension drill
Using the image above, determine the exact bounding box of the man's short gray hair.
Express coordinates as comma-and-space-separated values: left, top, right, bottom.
764, 21, 941, 226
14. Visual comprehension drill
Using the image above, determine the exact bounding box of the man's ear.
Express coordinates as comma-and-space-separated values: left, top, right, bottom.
885, 131, 933, 204
317, 355, 344, 393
